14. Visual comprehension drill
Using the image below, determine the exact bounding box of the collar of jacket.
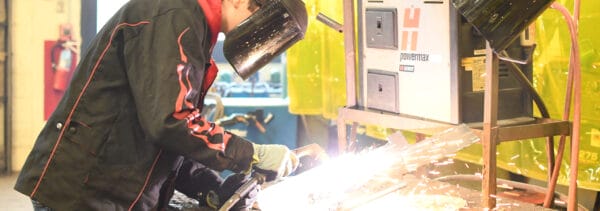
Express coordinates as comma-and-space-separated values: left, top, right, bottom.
196, 0, 221, 50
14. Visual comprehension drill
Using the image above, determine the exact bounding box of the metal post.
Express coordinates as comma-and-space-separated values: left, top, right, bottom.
4, 0, 11, 174
482, 42, 499, 209
338, 0, 358, 154
337, 108, 347, 154
342, 0, 356, 107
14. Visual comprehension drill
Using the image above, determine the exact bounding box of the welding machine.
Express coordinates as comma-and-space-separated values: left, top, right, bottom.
357, 0, 536, 124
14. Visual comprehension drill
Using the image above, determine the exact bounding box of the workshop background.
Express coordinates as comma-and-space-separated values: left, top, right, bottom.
288, 0, 600, 196
0, 0, 599, 210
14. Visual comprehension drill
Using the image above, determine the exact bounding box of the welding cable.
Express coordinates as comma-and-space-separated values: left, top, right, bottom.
542, 2, 582, 210
499, 49, 557, 185
543, 2, 581, 209
568, 1, 582, 210
499, 48, 548, 119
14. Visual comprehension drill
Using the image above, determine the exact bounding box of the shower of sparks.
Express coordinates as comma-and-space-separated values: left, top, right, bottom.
497, 183, 514, 190
429, 170, 441, 175
434, 159, 455, 166
537, 164, 547, 171
257, 124, 480, 210
497, 202, 515, 208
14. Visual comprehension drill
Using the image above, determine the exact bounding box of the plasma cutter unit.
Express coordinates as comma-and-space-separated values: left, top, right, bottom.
357, 0, 535, 124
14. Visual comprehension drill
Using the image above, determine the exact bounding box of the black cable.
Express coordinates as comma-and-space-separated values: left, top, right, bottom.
500, 48, 558, 207
500, 48, 555, 153
500, 47, 551, 119
500, 48, 556, 167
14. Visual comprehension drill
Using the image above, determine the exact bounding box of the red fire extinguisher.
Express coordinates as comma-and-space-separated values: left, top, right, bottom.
51, 23, 77, 91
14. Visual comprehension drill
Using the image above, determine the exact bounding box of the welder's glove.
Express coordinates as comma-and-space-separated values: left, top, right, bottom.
208, 173, 259, 211
251, 143, 299, 182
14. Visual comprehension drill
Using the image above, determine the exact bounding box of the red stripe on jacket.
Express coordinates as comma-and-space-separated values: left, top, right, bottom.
173, 27, 228, 151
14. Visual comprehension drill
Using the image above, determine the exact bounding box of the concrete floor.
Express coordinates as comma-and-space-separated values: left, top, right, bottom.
0, 173, 32, 211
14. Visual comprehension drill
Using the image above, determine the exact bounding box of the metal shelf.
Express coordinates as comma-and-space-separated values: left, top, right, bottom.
336, 95, 572, 210
469, 118, 571, 143
337, 108, 571, 144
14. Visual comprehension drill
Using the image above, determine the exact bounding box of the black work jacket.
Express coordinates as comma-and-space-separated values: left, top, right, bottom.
14, 0, 254, 210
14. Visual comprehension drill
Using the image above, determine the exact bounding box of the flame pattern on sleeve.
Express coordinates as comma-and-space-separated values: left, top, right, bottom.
172, 27, 230, 151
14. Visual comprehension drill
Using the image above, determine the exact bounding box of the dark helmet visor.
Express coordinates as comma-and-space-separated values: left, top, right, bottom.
223, 0, 308, 80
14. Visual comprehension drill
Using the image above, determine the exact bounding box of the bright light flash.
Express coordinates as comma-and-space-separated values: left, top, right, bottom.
257, 124, 480, 210
497, 183, 514, 190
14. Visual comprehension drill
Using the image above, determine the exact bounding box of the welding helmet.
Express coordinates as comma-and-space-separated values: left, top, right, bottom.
223, 0, 308, 80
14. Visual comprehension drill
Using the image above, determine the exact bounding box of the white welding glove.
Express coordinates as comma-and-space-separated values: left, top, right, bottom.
252, 143, 299, 182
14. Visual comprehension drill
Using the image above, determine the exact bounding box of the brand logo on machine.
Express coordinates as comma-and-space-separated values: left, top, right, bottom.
399, 6, 430, 63
400, 53, 429, 61
401, 7, 420, 51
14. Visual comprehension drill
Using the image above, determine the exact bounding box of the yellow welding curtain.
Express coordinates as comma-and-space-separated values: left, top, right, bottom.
286, 0, 347, 119
456, 0, 600, 191
286, 0, 600, 190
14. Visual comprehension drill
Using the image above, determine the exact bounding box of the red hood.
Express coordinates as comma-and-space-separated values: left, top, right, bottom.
197, 0, 222, 50
196, 0, 222, 101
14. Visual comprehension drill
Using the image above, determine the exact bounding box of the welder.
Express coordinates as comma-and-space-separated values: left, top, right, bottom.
14, 0, 307, 210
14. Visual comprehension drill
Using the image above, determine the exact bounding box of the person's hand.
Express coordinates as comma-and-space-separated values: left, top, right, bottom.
215, 173, 259, 211
252, 144, 299, 182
